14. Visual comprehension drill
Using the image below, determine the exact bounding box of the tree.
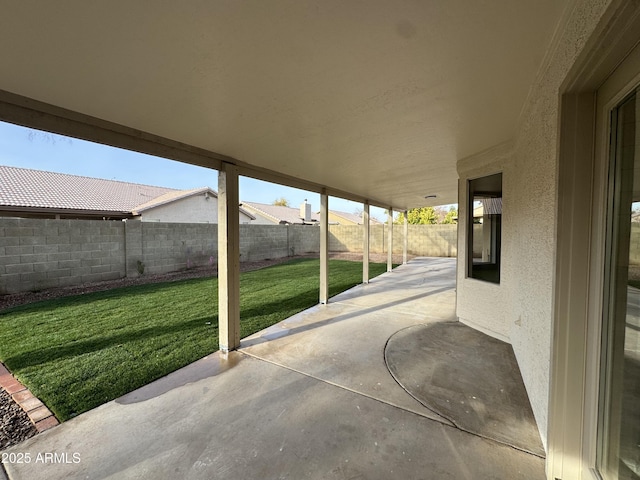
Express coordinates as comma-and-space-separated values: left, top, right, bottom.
396, 207, 438, 224
441, 207, 458, 224
272, 197, 290, 207
395, 205, 458, 224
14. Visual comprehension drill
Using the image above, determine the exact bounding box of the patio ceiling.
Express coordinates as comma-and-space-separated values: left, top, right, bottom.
0, 1, 570, 210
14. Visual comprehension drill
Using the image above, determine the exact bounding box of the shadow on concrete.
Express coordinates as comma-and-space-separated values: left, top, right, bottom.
241, 286, 454, 348
384, 321, 545, 457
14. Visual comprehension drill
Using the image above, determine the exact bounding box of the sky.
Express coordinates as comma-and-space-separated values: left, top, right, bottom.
0, 121, 387, 221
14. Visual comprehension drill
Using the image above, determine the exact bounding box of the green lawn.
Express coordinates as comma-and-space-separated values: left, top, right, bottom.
0, 258, 389, 421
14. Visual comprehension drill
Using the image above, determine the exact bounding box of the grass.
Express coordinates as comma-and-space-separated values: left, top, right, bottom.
0, 258, 390, 421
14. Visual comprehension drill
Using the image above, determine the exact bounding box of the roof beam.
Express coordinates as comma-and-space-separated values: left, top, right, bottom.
0, 89, 228, 172
0, 89, 400, 212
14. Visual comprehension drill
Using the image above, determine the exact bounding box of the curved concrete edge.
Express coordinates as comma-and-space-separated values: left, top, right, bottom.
384, 321, 545, 458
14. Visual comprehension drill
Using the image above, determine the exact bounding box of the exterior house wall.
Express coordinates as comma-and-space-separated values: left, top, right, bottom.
140, 194, 218, 223
456, 144, 512, 343
140, 194, 254, 224
455, 0, 613, 451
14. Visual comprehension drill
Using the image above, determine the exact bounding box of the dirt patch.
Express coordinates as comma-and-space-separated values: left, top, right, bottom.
0, 253, 410, 311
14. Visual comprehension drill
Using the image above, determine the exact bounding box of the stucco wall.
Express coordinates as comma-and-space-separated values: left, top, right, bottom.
141, 194, 218, 224
456, 145, 512, 344
139, 194, 254, 224
455, 0, 612, 450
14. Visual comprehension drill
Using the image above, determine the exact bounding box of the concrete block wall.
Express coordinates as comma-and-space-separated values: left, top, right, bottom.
239, 224, 289, 262
328, 224, 458, 256
288, 225, 320, 255
0, 219, 458, 294
630, 223, 640, 265
140, 222, 216, 275
0, 218, 125, 295
404, 224, 459, 257
329, 225, 361, 252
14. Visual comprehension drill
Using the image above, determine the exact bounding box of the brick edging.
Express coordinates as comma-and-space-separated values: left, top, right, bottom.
0, 362, 58, 432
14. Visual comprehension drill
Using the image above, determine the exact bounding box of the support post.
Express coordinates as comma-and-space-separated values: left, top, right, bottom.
387, 208, 393, 272
218, 163, 240, 352
320, 192, 329, 304
403, 210, 408, 264
363, 202, 370, 284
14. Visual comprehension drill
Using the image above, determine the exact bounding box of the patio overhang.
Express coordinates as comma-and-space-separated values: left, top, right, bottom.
0, 1, 571, 212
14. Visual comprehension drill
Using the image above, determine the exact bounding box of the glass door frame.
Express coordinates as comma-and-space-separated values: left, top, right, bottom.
548, 4, 640, 478
598, 87, 638, 480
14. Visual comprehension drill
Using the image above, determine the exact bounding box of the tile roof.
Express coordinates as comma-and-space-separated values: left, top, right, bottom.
133, 187, 214, 213
0, 165, 178, 213
241, 202, 320, 224
329, 209, 382, 225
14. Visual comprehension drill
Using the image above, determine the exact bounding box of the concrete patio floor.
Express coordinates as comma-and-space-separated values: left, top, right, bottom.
2, 257, 546, 480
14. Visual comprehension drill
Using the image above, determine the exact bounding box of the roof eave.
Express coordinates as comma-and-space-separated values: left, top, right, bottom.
0, 205, 135, 219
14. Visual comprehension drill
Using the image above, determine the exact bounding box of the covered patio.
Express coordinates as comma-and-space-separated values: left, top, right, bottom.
2, 258, 544, 480
3, 2, 640, 477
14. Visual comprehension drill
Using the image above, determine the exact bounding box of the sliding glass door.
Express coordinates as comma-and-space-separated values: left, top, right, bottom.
600, 87, 640, 480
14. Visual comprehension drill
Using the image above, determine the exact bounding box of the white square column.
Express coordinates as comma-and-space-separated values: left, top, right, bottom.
320, 192, 329, 304
218, 163, 240, 352
403, 210, 408, 264
387, 208, 393, 272
363, 203, 370, 284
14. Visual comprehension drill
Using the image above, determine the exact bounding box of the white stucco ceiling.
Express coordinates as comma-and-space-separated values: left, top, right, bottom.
0, 1, 570, 209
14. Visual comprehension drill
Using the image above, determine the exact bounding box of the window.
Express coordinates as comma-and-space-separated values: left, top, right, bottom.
467, 173, 502, 284
599, 87, 640, 480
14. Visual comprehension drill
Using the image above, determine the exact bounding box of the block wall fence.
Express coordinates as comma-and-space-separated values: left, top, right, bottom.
0, 218, 459, 294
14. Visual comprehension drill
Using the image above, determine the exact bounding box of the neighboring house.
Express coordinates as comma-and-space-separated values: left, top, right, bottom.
241, 201, 378, 226
0, 165, 255, 223
240, 201, 321, 225
133, 187, 254, 224
327, 210, 381, 226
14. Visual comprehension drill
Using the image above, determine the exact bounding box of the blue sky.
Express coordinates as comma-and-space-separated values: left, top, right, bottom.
0, 121, 386, 220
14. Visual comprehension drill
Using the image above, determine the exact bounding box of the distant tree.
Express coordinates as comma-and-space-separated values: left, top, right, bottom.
272, 197, 290, 207
396, 207, 438, 224
441, 207, 458, 224
396, 205, 458, 225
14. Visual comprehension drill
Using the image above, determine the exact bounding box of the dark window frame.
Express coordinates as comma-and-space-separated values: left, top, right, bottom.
467, 172, 502, 284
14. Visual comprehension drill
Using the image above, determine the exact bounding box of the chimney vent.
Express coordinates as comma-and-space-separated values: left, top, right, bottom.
300, 200, 311, 222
